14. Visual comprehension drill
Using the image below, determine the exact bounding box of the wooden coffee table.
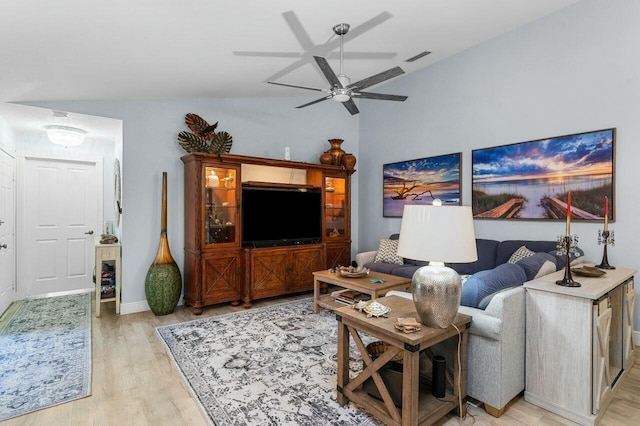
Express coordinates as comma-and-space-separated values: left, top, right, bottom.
336, 295, 471, 426
312, 269, 412, 314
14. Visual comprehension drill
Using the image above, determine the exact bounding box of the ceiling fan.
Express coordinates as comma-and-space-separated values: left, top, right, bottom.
268, 23, 408, 115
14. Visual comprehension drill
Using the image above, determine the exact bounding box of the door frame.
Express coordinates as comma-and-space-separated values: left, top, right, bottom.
16, 152, 103, 299
0, 146, 16, 316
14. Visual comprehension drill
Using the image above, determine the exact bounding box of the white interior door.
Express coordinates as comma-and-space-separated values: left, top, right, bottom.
19, 156, 102, 298
0, 149, 16, 315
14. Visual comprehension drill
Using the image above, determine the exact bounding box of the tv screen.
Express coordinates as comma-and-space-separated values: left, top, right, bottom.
242, 185, 322, 247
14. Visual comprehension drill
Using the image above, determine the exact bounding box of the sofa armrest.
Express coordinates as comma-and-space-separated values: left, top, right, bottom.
355, 250, 378, 267
461, 286, 524, 340
388, 286, 524, 342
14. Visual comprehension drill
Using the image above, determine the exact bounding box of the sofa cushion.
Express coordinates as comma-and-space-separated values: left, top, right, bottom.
373, 239, 404, 265
495, 240, 559, 266
507, 246, 536, 264
515, 252, 558, 281
365, 261, 401, 275
448, 238, 499, 275
461, 263, 527, 309
385, 265, 420, 279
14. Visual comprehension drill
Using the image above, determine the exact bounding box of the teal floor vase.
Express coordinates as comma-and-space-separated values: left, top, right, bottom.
145, 172, 181, 315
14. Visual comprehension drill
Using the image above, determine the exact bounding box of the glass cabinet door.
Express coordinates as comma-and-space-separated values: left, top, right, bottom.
204, 166, 237, 245
325, 176, 346, 239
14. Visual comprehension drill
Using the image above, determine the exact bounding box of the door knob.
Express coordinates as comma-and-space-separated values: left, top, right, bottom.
0, 244, 7, 249
85, 230, 94, 235
0, 220, 4, 225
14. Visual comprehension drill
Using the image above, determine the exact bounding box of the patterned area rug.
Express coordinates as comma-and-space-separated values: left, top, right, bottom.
0, 293, 92, 421
157, 298, 383, 426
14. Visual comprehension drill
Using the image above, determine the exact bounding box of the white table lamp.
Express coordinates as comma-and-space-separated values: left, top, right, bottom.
397, 204, 477, 328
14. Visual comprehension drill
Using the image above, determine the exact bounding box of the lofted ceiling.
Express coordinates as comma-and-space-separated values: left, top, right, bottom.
0, 0, 582, 134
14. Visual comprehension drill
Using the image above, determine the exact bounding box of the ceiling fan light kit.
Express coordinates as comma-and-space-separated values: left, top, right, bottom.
268, 21, 408, 115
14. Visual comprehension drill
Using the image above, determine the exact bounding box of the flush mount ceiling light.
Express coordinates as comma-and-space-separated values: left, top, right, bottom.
45, 125, 86, 147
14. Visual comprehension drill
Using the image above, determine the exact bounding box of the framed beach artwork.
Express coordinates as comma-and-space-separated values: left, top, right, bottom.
472, 128, 615, 221
383, 152, 461, 217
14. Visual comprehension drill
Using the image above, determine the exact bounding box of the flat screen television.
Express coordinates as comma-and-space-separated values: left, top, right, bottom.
242, 185, 322, 247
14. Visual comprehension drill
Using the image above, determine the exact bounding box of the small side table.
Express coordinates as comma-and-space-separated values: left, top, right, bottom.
336, 295, 471, 426
94, 239, 121, 317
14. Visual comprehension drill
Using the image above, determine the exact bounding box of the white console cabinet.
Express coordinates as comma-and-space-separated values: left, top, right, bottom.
524, 266, 635, 425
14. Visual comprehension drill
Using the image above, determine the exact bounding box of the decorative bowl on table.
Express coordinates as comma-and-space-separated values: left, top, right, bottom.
338, 266, 370, 278
571, 266, 606, 277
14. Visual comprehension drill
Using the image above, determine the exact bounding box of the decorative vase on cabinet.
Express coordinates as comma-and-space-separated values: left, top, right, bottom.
327, 139, 345, 166
145, 172, 182, 316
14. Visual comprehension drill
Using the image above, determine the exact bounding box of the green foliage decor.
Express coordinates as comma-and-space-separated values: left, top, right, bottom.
178, 113, 233, 154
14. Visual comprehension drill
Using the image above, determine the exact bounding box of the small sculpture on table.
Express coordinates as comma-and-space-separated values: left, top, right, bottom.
597, 196, 615, 269
556, 192, 580, 287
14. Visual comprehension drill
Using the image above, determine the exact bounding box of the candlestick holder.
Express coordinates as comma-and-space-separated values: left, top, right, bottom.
555, 234, 580, 287
596, 229, 615, 269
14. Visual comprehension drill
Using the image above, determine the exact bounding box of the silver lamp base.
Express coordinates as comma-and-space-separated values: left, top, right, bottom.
411, 262, 461, 328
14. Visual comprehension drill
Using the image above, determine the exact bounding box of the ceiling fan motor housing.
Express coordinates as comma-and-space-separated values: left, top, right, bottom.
333, 74, 352, 102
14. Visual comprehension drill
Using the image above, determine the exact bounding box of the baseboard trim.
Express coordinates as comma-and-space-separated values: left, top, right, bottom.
120, 300, 150, 315
120, 298, 184, 315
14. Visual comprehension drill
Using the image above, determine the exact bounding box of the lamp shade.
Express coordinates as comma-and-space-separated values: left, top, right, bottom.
397, 204, 477, 263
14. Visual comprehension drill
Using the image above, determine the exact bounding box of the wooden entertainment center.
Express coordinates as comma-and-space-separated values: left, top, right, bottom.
181, 152, 353, 314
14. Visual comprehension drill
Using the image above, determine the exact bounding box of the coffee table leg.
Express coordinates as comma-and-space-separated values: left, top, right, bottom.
314, 277, 320, 313
336, 315, 349, 405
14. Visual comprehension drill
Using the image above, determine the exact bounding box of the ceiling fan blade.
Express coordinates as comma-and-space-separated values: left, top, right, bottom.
342, 98, 359, 115
353, 91, 408, 101
232, 51, 302, 58
314, 56, 342, 88
267, 81, 326, 92
327, 52, 397, 60
348, 66, 405, 91
296, 96, 332, 109
344, 12, 392, 40
282, 11, 314, 50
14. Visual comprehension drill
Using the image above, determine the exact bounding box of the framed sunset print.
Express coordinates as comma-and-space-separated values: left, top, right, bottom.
472, 128, 615, 221
383, 152, 461, 217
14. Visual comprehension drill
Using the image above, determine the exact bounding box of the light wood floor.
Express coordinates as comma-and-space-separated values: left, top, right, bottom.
1, 292, 638, 426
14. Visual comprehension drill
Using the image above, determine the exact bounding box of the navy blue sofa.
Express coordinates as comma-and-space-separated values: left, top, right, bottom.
355, 235, 559, 279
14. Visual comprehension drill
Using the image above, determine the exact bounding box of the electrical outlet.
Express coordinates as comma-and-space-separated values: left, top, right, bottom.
284, 147, 291, 160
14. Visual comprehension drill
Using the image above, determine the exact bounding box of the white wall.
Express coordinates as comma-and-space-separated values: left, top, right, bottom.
24, 97, 360, 313
358, 0, 640, 331
0, 115, 16, 154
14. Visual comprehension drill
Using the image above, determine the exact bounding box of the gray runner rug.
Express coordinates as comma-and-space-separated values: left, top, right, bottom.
0, 293, 92, 421
156, 298, 383, 426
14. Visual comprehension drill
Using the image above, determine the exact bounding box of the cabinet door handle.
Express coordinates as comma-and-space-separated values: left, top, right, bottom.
85, 230, 94, 235
0, 244, 7, 249
0, 220, 4, 225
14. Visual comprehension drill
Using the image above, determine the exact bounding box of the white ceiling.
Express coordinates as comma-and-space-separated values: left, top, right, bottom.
0, 0, 582, 134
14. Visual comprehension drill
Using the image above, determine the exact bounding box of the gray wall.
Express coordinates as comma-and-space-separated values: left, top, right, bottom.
358, 0, 640, 330
26, 98, 360, 312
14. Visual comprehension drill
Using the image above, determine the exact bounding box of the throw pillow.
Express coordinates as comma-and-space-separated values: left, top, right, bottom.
460, 263, 527, 309
515, 252, 559, 281
550, 246, 585, 267
508, 245, 536, 264
373, 239, 404, 265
